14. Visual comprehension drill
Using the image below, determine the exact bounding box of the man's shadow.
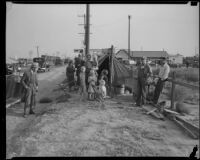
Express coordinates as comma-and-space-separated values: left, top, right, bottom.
189, 145, 199, 160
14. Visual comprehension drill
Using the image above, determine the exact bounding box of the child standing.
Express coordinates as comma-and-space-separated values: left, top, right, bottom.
88, 69, 97, 100
99, 79, 107, 98
94, 79, 106, 108
79, 66, 87, 101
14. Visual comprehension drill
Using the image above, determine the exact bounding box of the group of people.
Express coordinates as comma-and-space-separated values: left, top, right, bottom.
135, 56, 170, 107
66, 54, 109, 102
19, 54, 170, 118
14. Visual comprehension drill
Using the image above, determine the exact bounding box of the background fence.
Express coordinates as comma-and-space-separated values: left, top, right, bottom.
6, 75, 23, 100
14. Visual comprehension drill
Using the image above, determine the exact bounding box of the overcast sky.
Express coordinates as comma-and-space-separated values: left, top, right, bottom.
6, 3, 199, 59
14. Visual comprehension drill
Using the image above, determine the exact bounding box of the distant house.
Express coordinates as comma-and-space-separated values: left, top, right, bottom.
116, 49, 169, 61
168, 54, 183, 64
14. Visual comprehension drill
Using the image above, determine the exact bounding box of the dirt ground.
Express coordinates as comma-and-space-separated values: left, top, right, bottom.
6, 66, 199, 158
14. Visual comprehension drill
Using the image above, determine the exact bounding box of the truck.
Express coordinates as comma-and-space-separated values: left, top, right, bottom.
33, 57, 50, 72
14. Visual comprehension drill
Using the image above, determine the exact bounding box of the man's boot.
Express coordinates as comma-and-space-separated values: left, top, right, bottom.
29, 106, 35, 114
23, 105, 28, 118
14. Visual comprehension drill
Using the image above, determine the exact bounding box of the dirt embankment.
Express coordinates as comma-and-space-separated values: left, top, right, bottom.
6, 66, 199, 158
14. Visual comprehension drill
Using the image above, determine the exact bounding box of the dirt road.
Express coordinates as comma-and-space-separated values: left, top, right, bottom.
6, 66, 199, 158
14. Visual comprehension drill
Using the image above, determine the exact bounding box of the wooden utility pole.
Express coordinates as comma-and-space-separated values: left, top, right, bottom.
36, 46, 39, 57
128, 15, 131, 60
85, 4, 90, 57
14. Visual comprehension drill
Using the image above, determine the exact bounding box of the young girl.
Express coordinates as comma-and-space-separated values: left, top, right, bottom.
99, 79, 107, 98
79, 66, 87, 101
88, 69, 97, 100
94, 79, 106, 108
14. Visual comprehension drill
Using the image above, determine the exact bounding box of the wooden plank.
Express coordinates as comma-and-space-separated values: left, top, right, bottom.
164, 109, 179, 115
173, 118, 198, 139
146, 108, 157, 115
6, 98, 21, 108
175, 116, 199, 137
142, 105, 163, 120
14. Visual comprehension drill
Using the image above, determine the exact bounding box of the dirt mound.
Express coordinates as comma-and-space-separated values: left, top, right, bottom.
176, 102, 192, 115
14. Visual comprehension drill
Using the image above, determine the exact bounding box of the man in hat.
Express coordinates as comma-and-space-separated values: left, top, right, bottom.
153, 57, 170, 105
135, 56, 152, 107
21, 62, 38, 118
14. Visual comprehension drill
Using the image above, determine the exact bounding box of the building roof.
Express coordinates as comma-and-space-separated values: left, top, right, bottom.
131, 51, 169, 58
169, 54, 183, 57
116, 49, 169, 58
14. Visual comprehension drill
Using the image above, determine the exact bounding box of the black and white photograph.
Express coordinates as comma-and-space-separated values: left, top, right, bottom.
6, 2, 199, 158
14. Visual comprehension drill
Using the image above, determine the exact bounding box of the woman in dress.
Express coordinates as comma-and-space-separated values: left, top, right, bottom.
87, 69, 97, 100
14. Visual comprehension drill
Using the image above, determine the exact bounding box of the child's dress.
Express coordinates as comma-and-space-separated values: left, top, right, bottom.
99, 79, 107, 98
88, 75, 97, 93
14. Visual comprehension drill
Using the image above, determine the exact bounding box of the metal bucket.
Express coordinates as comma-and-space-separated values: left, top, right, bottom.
116, 84, 125, 95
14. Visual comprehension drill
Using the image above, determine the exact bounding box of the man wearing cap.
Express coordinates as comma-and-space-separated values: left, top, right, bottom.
135, 56, 152, 107
21, 63, 38, 118
153, 57, 170, 105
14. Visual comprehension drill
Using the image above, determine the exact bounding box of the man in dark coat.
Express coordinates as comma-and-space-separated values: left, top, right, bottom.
66, 60, 75, 92
135, 56, 152, 107
21, 63, 38, 118
75, 54, 85, 86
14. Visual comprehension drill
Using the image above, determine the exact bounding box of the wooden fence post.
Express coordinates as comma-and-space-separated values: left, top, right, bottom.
171, 71, 176, 110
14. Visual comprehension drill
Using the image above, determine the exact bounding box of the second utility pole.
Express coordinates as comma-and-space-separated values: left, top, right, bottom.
36, 46, 39, 58
128, 15, 131, 60
85, 4, 90, 57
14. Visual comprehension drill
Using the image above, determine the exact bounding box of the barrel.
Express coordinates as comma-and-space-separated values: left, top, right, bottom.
115, 84, 125, 95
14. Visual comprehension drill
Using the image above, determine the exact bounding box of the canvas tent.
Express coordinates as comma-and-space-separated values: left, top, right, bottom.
97, 52, 131, 86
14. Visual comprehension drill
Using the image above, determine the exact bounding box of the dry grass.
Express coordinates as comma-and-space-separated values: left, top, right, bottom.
166, 86, 188, 102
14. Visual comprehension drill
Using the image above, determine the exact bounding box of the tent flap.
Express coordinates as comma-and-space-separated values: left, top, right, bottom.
98, 54, 131, 85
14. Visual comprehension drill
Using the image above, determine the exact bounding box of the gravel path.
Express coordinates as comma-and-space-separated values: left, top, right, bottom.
6, 66, 199, 158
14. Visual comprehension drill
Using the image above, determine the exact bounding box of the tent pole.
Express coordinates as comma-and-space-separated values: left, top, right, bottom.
109, 45, 114, 97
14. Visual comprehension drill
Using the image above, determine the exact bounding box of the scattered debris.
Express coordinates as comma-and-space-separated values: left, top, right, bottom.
56, 94, 71, 103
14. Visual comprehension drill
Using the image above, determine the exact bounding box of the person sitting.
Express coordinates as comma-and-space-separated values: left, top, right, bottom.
88, 69, 97, 100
